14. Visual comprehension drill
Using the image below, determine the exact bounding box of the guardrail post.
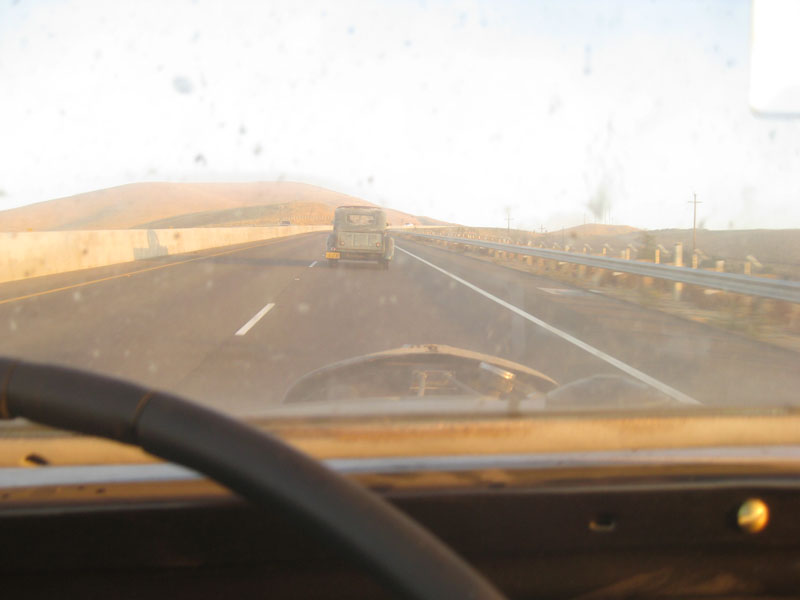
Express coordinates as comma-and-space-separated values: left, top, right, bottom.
673, 242, 683, 300
692, 253, 699, 269
405, 232, 799, 303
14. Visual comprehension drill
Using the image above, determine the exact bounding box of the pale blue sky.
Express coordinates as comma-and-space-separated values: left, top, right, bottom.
1, 0, 798, 230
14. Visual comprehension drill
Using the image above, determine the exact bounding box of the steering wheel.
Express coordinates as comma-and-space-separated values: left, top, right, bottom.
0, 358, 506, 600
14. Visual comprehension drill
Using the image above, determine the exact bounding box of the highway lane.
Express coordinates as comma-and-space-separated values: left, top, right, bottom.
0, 234, 321, 402
396, 239, 800, 408
0, 231, 798, 415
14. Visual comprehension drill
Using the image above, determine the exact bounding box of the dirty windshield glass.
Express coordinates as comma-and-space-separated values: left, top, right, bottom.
0, 0, 798, 423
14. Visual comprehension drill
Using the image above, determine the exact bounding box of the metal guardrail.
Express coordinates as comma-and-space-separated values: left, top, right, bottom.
399, 232, 800, 303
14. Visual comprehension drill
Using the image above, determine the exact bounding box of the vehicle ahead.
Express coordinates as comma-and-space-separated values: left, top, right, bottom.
325, 206, 395, 269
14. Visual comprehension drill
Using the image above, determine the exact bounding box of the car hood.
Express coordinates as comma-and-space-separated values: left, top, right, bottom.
275, 344, 682, 418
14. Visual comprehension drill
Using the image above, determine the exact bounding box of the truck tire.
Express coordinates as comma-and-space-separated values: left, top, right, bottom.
384, 236, 395, 260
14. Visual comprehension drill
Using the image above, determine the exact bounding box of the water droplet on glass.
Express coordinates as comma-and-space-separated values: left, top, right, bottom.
172, 76, 194, 94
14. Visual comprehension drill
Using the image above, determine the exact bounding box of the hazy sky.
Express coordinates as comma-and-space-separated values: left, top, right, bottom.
1, 0, 798, 230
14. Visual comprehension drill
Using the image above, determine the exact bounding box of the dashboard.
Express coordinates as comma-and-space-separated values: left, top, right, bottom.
3, 458, 800, 599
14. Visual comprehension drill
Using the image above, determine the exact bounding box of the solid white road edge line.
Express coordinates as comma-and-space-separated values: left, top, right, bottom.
235, 302, 276, 336
309, 261, 318, 268
397, 246, 701, 405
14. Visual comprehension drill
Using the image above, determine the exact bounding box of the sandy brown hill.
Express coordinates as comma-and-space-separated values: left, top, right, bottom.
563, 224, 640, 237
552, 226, 800, 267
449, 223, 800, 278
0, 182, 437, 230
138, 201, 338, 228
637, 228, 800, 267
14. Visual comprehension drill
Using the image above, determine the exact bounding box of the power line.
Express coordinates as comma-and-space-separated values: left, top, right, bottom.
688, 192, 703, 255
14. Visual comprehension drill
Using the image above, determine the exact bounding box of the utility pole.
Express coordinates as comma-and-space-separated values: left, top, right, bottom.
688, 192, 703, 255
505, 207, 512, 233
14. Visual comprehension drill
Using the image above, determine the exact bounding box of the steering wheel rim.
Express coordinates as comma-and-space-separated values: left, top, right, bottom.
0, 358, 506, 600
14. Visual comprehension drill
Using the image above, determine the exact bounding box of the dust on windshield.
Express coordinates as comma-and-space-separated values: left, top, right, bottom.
0, 0, 798, 420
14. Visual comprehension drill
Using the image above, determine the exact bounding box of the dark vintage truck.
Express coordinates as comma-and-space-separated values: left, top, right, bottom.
325, 206, 395, 268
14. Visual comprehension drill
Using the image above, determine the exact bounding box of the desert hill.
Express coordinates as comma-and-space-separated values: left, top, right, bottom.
0, 182, 444, 231
137, 201, 338, 228
476, 222, 798, 268
439, 222, 800, 278
562, 223, 640, 237
557, 226, 800, 267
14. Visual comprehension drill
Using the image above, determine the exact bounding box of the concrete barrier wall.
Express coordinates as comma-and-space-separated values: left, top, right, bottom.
0, 225, 331, 284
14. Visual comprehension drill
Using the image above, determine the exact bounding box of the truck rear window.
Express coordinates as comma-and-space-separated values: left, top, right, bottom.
346, 214, 376, 225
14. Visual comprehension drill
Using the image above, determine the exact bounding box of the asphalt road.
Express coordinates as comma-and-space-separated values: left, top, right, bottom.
0, 232, 798, 415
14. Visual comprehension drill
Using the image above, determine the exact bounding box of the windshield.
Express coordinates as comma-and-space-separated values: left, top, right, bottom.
0, 0, 798, 433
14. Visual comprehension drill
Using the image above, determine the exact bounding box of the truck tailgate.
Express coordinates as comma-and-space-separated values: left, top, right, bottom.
339, 231, 382, 250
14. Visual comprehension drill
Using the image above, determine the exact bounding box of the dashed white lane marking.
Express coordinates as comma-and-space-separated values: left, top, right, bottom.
398, 246, 700, 405
235, 302, 276, 336
309, 261, 318, 268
